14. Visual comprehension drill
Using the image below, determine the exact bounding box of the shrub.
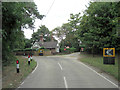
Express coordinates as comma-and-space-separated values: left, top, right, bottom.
60, 48, 76, 53
13, 48, 37, 52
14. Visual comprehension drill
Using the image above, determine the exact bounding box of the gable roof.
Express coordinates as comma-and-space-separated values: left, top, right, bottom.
38, 41, 57, 49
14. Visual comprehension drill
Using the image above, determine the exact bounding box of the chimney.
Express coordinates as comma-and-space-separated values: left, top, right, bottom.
40, 34, 43, 42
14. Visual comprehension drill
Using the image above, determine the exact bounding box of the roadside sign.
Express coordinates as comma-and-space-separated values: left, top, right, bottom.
40, 50, 43, 53
81, 48, 84, 52
103, 48, 115, 57
103, 48, 115, 65
16, 60, 19, 64
38, 49, 44, 56
38, 49, 43, 53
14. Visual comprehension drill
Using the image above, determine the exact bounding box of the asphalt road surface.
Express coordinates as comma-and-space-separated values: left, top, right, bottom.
18, 53, 118, 89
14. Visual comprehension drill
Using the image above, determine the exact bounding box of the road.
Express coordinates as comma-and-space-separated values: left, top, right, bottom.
18, 53, 118, 89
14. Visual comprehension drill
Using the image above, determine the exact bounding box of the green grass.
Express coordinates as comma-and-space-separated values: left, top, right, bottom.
2, 56, 37, 89
79, 52, 118, 80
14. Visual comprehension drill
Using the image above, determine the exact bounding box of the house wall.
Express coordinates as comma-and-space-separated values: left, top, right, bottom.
50, 49, 56, 54
44, 50, 51, 56
33, 51, 39, 56
56, 48, 59, 53
14, 48, 57, 56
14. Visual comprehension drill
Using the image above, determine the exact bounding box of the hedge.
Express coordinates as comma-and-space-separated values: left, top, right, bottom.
13, 48, 37, 52
60, 48, 76, 53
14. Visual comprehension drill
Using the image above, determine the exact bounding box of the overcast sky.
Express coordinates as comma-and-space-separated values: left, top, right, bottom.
24, 0, 91, 39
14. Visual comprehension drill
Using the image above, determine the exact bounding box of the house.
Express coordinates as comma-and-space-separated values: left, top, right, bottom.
32, 35, 59, 55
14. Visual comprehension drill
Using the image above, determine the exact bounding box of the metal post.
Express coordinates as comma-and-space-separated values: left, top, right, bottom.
16, 60, 19, 73
28, 54, 30, 65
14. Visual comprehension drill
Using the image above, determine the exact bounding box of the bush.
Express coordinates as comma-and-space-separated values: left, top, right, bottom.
60, 48, 76, 53
13, 48, 37, 52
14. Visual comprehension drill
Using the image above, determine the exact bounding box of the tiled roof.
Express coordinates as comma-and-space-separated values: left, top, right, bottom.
38, 41, 57, 49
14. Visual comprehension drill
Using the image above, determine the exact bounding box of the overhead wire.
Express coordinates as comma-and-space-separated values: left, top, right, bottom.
40, 0, 56, 26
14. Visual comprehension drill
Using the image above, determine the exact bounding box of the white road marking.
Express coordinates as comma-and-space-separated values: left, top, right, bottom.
18, 81, 24, 88
32, 63, 38, 74
63, 76, 68, 89
18, 86, 20, 88
78, 61, 118, 87
21, 81, 24, 85
58, 63, 63, 70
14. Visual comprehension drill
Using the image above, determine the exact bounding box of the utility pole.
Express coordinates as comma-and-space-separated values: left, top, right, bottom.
32, 29, 34, 56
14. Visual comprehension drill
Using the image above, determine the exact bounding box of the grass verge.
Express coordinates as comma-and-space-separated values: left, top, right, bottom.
2, 56, 37, 89
78, 52, 118, 80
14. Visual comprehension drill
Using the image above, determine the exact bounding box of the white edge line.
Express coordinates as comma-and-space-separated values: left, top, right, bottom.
21, 81, 24, 85
32, 62, 38, 74
58, 62, 63, 70
18, 81, 24, 88
79, 61, 118, 87
18, 61, 38, 89
64, 76, 68, 88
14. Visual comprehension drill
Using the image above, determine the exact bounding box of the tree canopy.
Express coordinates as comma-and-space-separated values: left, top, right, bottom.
78, 2, 119, 53
31, 25, 54, 44
2, 2, 44, 65
52, 2, 119, 53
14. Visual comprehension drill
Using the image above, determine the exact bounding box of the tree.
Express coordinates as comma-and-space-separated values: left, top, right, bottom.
38, 25, 51, 42
31, 25, 51, 43
2, 2, 44, 65
52, 26, 66, 43
24, 38, 33, 48
68, 13, 81, 32
78, 2, 119, 54
55, 14, 81, 51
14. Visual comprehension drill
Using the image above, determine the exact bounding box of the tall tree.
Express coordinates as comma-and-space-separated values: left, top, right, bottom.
2, 2, 43, 65
24, 38, 33, 48
52, 26, 66, 43
78, 2, 119, 53
38, 25, 51, 42
56, 13, 81, 50
31, 25, 51, 43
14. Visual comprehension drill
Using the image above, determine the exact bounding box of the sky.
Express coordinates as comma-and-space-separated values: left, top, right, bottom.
24, 0, 91, 39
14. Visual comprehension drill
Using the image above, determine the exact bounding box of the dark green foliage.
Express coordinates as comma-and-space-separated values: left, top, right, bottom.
78, 2, 119, 53
31, 25, 52, 44
40, 47, 45, 49
53, 22, 80, 51
13, 48, 37, 52
56, 2, 119, 54
24, 38, 33, 48
2, 2, 43, 65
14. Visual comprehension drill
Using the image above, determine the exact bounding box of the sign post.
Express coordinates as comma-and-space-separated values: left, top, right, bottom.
103, 48, 115, 65
39, 49, 43, 56
16, 60, 19, 73
28, 54, 30, 65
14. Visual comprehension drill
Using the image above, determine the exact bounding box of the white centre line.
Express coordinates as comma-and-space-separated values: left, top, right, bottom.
78, 61, 118, 88
63, 76, 68, 89
58, 62, 63, 70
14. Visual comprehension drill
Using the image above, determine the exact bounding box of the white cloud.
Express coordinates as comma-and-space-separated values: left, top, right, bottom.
24, 0, 91, 39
